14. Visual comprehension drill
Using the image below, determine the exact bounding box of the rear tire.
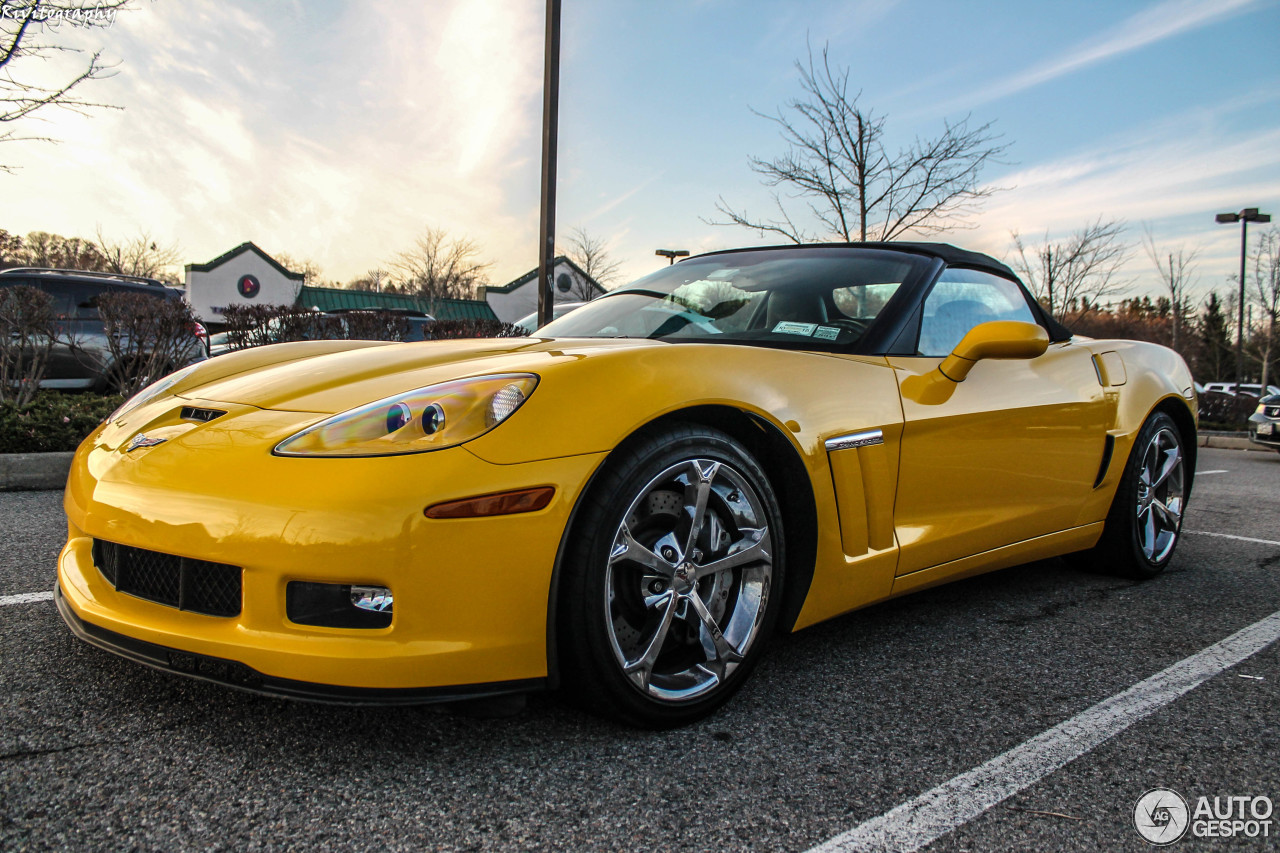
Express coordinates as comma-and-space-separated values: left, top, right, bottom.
557, 424, 784, 728
1086, 411, 1187, 579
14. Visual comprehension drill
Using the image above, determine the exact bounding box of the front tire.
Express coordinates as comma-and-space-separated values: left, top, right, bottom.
1090, 411, 1188, 579
558, 424, 784, 727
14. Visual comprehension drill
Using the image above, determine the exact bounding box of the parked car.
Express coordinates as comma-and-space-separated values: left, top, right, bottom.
1248, 393, 1280, 452
0, 267, 207, 392
56, 242, 1198, 727
513, 301, 585, 334
1201, 381, 1280, 398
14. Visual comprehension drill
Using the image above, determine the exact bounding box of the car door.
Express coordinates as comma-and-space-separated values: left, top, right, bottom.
888, 267, 1111, 578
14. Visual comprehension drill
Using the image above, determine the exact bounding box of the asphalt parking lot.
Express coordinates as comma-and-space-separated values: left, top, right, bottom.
2, 446, 1277, 852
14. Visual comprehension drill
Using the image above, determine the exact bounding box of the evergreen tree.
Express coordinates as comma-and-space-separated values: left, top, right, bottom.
1196, 292, 1233, 381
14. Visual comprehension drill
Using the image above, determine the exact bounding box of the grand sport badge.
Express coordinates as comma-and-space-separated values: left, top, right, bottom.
125, 434, 167, 452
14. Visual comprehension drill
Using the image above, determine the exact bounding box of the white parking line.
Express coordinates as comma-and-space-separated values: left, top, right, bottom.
1185, 530, 1280, 547
1195, 469, 1228, 475
806, 610, 1280, 853
0, 590, 53, 607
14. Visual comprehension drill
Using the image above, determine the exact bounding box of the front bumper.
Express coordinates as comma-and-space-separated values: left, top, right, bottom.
1248, 413, 1280, 449
55, 583, 542, 705
59, 403, 605, 699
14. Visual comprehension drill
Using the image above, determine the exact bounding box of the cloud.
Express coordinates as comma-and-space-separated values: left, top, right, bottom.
952, 102, 1280, 296
1, 0, 545, 283
944, 0, 1265, 111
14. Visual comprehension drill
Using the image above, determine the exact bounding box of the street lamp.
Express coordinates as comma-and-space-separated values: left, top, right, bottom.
1215, 207, 1271, 385
655, 249, 689, 265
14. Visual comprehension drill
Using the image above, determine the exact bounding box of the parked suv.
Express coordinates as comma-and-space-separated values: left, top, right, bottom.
0, 267, 207, 392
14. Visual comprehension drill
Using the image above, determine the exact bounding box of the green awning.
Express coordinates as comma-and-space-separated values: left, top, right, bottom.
296, 286, 498, 322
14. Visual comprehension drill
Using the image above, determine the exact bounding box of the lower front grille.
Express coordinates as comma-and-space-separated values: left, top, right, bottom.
91, 539, 242, 617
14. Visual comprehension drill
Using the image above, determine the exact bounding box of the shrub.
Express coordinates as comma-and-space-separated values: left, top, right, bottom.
221, 304, 343, 350
429, 318, 524, 339
96, 291, 203, 396
220, 305, 521, 350
340, 310, 411, 341
1197, 390, 1258, 431
0, 285, 57, 406
0, 391, 120, 453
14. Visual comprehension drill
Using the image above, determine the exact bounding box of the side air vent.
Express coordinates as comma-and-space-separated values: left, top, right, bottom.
180, 406, 225, 423
1093, 434, 1116, 488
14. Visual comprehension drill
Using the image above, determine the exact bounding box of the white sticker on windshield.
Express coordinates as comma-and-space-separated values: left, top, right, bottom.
773, 321, 817, 336
813, 326, 841, 341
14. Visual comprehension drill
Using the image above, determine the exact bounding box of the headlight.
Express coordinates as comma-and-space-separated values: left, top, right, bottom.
273, 373, 538, 457
1258, 403, 1267, 416
110, 363, 202, 422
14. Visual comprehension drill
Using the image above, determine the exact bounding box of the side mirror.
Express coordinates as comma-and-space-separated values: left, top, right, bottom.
939, 321, 1048, 382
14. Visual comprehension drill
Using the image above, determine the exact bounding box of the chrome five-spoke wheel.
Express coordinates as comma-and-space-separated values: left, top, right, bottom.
1089, 410, 1190, 579
559, 424, 784, 727
1135, 425, 1184, 564
605, 457, 772, 702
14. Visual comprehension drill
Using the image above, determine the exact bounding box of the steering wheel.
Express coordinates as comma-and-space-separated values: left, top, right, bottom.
822, 318, 869, 336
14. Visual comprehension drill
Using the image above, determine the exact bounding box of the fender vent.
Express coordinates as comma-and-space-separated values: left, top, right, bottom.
1093, 434, 1116, 488
180, 406, 225, 423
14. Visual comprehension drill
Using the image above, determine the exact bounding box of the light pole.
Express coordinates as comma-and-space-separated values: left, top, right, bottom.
1216, 207, 1271, 384
536, 0, 561, 328
655, 249, 689, 265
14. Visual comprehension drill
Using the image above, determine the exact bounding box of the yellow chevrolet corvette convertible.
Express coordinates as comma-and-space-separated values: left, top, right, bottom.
56, 243, 1197, 727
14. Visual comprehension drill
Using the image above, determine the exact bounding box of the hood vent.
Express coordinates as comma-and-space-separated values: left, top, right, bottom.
180, 406, 226, 423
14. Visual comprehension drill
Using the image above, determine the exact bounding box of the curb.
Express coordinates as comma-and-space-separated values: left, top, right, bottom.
1197, 433, 1267, 451
0, 452, 73, 491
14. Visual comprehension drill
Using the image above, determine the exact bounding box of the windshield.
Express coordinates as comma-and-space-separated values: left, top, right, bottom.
539, 247, 924, 351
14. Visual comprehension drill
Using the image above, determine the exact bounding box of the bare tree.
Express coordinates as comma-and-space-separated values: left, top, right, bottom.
272, 252, 323, 286
563, 226, 620, 297
95, 227, 181, 282
0, 284, 56, 405
389, 228, 490, 303
96, 291, 203, 395
346, 268, 391, 293
712, 44, 1008, 243
10, 229, 105, 269
1141, 225, 1199, 352
1011, 219, 1130, 319
1249, 229, 1279, 392
1, 1, 130, 172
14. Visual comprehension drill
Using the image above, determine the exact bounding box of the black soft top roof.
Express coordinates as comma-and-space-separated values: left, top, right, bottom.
696, 242, 1018, 281
692, 240, 1072, 343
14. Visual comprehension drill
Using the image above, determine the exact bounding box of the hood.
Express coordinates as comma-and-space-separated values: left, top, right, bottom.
176, 337, 661, 413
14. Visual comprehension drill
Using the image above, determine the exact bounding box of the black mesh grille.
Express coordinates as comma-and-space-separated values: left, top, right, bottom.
92, 539, 241, 617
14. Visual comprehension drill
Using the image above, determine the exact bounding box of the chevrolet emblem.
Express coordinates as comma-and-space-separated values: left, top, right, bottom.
125, 433, 167, 452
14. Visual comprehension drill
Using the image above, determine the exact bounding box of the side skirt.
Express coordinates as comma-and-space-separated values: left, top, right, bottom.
888, 523, 1105, 598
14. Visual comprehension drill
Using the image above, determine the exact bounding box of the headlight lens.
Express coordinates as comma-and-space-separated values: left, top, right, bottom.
1258, 403, 1267, 416
274, 373, 538, 457
110, 363, 201, 422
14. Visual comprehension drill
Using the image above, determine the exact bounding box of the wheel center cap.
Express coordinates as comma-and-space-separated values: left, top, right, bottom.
673, 563, 695, 594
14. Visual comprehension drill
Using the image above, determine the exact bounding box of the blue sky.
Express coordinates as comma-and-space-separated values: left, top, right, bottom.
4, 0, 1278, 299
